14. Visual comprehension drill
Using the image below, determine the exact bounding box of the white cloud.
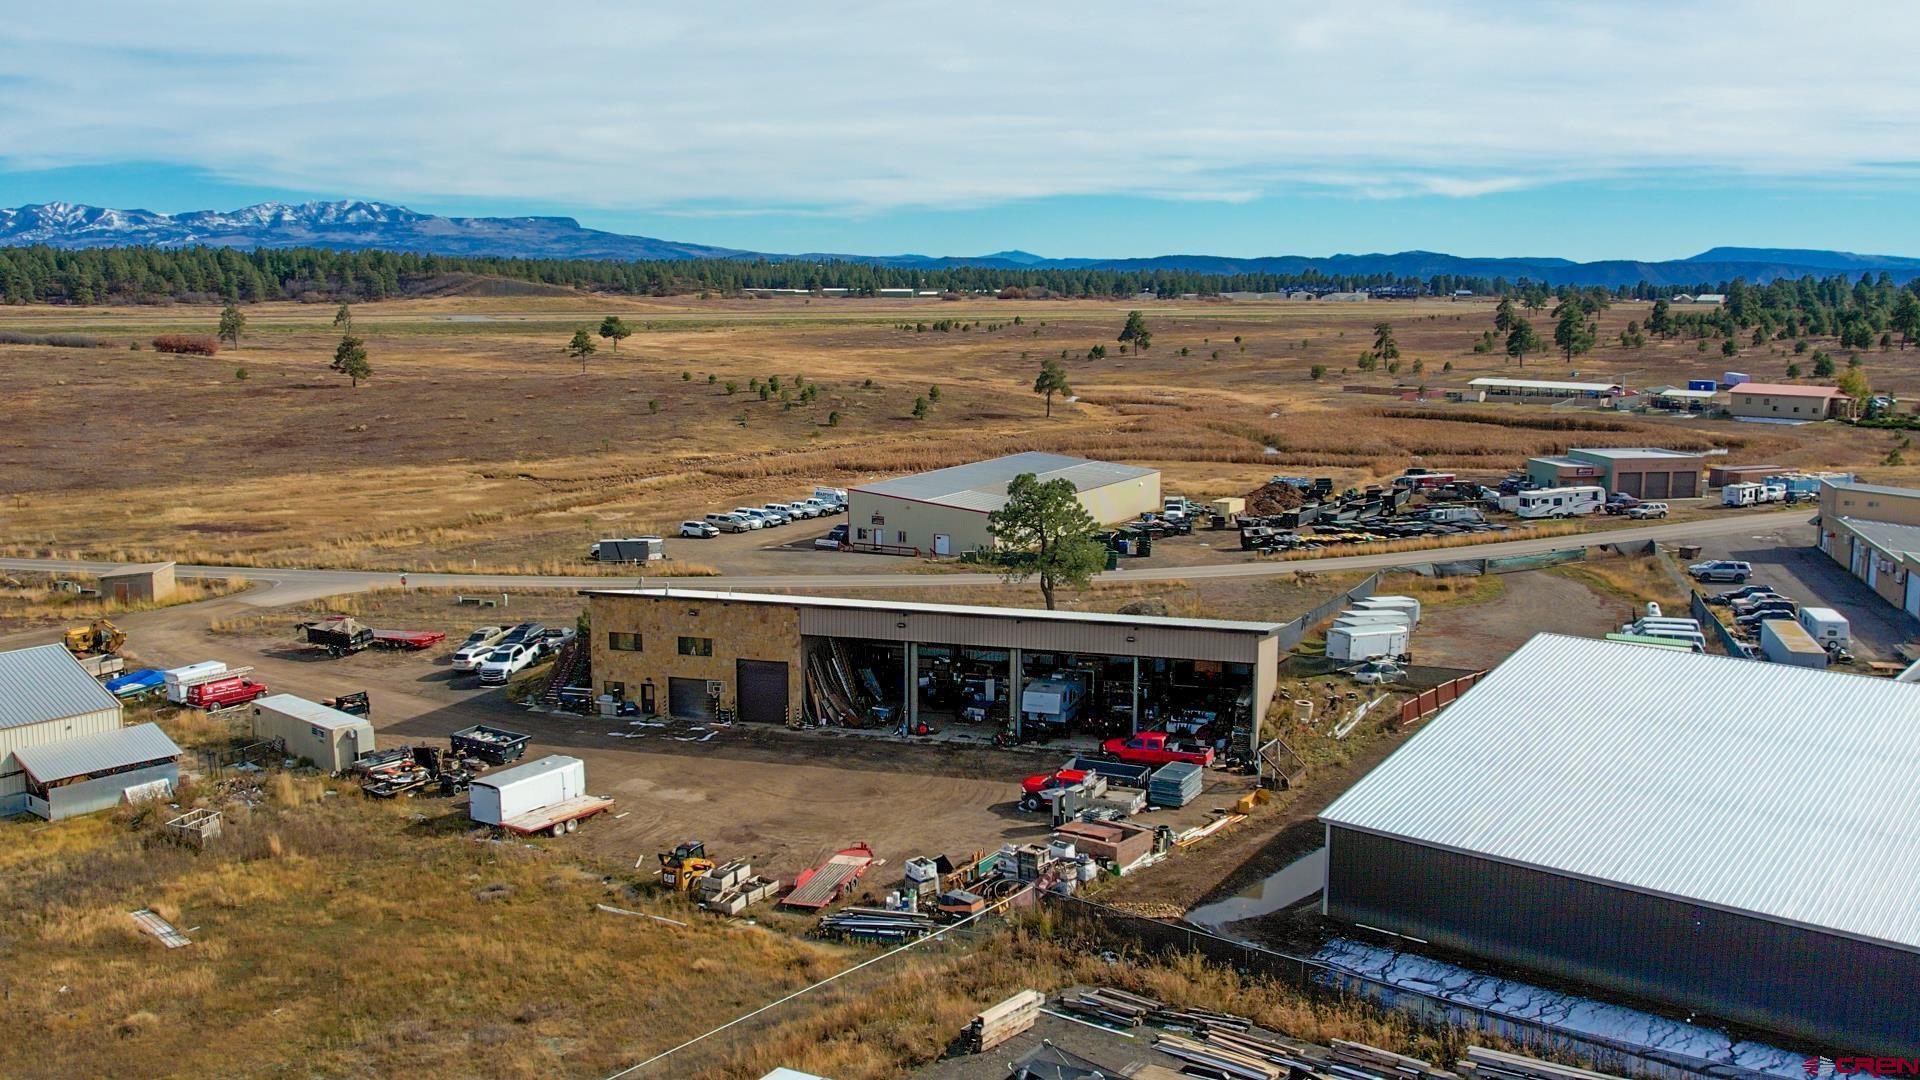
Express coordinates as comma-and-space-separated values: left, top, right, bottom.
0, 1, 1916, 214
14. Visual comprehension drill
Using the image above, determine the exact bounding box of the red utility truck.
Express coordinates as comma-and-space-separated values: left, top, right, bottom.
1101, 731, 1215, 767
186, 674, 270, 711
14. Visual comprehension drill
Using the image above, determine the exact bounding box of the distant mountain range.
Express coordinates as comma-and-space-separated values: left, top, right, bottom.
5, 200, 1919, 286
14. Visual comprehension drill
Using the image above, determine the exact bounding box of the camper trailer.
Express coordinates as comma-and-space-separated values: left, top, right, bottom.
1514, 486, 1605, 518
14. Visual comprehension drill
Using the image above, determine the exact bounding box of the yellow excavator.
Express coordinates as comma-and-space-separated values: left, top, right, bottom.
63, 619, 126, 658
657, 840, 715, 893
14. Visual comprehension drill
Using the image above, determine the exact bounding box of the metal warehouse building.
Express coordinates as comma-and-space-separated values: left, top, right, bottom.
0, 644, 127, 816
1320, 634, 1920, 1054
585, 588, 1279, 755
846, 452, 1160, 556
1525, 447, 1703, 499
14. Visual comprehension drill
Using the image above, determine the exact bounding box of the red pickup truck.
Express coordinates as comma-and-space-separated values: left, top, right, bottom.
186, 675, 270, 711
1101, 731, 1214, 767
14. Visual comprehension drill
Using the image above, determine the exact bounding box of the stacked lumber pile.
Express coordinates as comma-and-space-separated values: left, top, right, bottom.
1456, 1047, 1618, 1080
963, 989, 1044, 1053
1329, 1040, 1459, 1078
1153, 1033, 1285, 1079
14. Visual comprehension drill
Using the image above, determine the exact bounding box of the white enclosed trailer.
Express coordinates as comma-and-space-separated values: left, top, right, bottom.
1796, 607, 1850, 649
163, 662, 227, 704
1350, 595, 1422, 625
1327, 623, 1409, 663
468, 754, 611, 837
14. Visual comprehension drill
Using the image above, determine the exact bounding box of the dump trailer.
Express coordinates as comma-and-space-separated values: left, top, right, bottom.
589, 537, 665, 563
450, 724, 531, 766
468, 755, 611, 837
302, 616, 374, 657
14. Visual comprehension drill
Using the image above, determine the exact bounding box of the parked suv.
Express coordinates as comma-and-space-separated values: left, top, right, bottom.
1688, 560, 1752, 583
760, 504, 794, 525
1626, 502, 1669, 519
705, 512, 749, 533
785, 500, 820, 520
680, 520, 719, 539
477, 643, 536, 685
732, 507, 770, 529
451, 642, 496, 672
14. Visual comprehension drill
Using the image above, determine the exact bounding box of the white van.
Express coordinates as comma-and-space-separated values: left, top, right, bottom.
1515, 486, 1606, 518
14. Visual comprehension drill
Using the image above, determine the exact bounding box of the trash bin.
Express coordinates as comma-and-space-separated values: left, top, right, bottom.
1137, 536, 1153, 557
1104, 549, 1119, 571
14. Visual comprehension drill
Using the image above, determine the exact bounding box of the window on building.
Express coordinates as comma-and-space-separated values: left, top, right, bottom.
896, 530, 907, 544
856, 528, 869, 541
608, 632, 641, 651
677, 636, 714, 657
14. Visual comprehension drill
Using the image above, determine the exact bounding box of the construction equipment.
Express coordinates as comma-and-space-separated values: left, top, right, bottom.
658, 840, 716, 892
63, 619, 125, 658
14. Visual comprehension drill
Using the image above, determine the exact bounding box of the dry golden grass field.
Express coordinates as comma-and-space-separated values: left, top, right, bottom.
2, 292, 1911, 572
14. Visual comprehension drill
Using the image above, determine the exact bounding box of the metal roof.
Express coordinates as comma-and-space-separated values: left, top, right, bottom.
1839, 517, 1920, 561
0, 644, 122, 730
473, 754, 579, 789
96, 561, 175, 579
1826, 478, 1920, 500
583, 587, 1283, 635
1567, 447, 1702, 461
1468, 377, 1622, 393
1321, 634, 1920, 954
1731, 382, 1846, 397
12, 722, 180, 783
252, 694, 371, 731
853, 452, 1157, 513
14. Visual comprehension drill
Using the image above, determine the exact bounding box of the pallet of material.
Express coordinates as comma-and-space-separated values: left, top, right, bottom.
1154, 1033, 1284, 1080
817, 907, 937, 941
1091, 785, 1148, 816
964, 988, 1044, 1053
700, 877, 780, 916
1457, 1047, 1615, 1080
1148, 761, 1204, 807
1332, 1040, 1458, 1079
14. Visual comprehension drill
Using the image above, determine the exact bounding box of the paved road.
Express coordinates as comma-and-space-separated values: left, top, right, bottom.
0, 510, 1811, 606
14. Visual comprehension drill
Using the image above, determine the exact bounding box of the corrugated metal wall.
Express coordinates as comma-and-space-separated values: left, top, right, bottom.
1325, 826, 1920, 1055
30, 763, 178, 821
0, 709, 125, 802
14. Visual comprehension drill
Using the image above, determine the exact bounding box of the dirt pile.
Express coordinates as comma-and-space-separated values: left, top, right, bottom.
1242, 481, 1308, 516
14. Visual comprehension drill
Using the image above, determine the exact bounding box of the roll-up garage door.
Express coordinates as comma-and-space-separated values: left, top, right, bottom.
736, 659, 790, 724
668, 677, 716, 721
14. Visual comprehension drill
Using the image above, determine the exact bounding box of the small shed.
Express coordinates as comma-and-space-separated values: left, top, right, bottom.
1707, 463, 1785, 488
13, 722, 181, 820
97, 562, 177, 605
251, 694, 375, 772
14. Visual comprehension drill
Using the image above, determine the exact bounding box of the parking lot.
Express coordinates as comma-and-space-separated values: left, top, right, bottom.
1692, 519, 1919, 662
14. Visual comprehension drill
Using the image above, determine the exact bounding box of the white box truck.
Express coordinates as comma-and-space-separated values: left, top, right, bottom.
1351, 595, 1422, 626
1761, 619, 1828, 669
1797, 607, 1850, 649
468, 755, 612, 837
1327, 623, 1409, 663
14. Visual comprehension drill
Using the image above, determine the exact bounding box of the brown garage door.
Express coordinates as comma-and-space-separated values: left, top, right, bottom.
1615, 472, 1643, 498
1673, 470, 1699, 498
667, 677, 715, 721
1645, 471, 1670, 499
736, 659, 790, 724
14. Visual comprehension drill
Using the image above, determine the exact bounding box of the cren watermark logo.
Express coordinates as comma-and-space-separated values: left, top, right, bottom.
1805, 1057, 1920, 1078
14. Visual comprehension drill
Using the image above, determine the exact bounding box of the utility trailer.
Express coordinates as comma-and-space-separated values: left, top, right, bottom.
1059, 754, 1152, 789
450, 724, 530, 766
781, 843, 875, 910
302, 616, 374, 657
468, 755, 612, 837
371, 628, 447, 650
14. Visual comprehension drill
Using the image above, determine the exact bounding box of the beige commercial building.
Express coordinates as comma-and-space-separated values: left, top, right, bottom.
1818, 480, 1920, 618
846, 452, 1160, 556
0, 644, 126, 815
1727, 383, 1855, 421
585, 588, 1282, 757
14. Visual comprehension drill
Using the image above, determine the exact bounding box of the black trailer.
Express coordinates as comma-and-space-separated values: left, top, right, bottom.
302, 618, 374, 657
450, 724, 531, 766
322, 691, 371, 717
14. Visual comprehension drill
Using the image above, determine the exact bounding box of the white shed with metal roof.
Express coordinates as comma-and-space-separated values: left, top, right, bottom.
1320, 633, 1920, 1054
13, 722, 181, 820
0, 643, 126, 814
847, 452, 1160, 555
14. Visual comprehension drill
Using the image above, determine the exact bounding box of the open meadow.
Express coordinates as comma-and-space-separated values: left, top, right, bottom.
2, 291, 1908, 575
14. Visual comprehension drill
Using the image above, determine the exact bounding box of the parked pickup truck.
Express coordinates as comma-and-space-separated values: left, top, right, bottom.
1101, 731, 1215, 768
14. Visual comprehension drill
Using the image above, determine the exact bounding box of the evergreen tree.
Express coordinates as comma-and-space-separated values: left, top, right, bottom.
331, 334, 370, 387
1033, 356, 1072, 417
598, 315, 632, 355
1505, 318, 1540, 365
216, 303, 246, 347
566, 327, 597, 373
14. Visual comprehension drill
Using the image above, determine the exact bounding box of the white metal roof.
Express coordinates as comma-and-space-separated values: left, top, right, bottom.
0, 644, 121, 730
1468, 377, 1623, 393
13, 722, 180, 783
1840, 517, 1920, 561
1322, 634, 1920, 953
1568, 446, 1702, 461
583, 587, 1283, 635
1827, 478, 1920, 500
472, 754, 580, 789
853, 452, 1156, 513
252, 694, 371, 731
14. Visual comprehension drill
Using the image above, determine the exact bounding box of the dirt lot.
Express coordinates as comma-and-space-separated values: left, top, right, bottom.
1412, 569, 1629, 669
2, 293, 1902, 576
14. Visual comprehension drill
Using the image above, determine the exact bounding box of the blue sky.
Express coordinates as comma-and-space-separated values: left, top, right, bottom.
2, 2, 1917, 261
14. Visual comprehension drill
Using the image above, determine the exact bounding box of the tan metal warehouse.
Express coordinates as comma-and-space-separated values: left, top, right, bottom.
0, 644, 126, 816
585, 588, 1281, 760
846, 452, 1160, 555
96, 561, 177, 604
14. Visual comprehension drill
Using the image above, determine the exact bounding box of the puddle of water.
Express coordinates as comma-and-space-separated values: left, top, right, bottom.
1185, 846, 1326, 935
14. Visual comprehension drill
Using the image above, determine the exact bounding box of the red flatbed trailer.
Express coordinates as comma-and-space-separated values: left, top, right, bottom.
781, 843, 875, 910
498, 795, 614, 837
372, 629, 447, 650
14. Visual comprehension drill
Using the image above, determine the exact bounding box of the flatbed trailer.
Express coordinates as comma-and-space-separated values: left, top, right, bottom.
781, 843, 875, 910
496, 795, 614, 837
372, 629, 447, 650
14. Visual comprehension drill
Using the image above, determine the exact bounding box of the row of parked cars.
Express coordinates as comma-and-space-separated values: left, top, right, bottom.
450, 623, 577, 685
679, 487, 848, 538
